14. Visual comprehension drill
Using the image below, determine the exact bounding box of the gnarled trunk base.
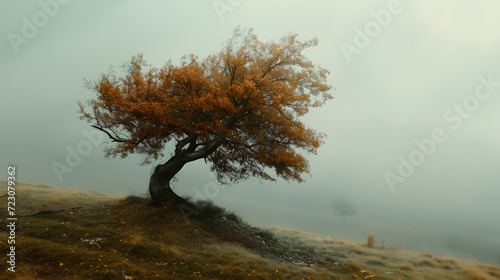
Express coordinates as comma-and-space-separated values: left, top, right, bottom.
148, 157, 186, 205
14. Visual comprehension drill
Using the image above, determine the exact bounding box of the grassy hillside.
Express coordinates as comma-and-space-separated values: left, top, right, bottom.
1, 181, 499, 279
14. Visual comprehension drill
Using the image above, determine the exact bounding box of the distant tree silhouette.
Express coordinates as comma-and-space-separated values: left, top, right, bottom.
332, 199, 357, 223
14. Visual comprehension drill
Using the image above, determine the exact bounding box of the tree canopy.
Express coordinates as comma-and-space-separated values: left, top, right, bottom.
78, 27, 333, 202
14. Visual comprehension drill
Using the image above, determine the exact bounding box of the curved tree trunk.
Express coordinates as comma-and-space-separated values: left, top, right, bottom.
148, 156, 186, 204
148, 131, 228, 205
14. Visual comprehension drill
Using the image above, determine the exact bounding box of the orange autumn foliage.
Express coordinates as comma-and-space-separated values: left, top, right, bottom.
78, 27, 333, 185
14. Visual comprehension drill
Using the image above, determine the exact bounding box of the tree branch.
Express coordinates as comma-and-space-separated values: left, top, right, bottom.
91, 125, 127, 143
182, 132, 226, 163
175, 134, 197, 156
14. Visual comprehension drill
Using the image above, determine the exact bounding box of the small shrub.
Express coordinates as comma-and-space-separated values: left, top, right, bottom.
342, 260, 362, 272
196, 200, 226, 218
256, 229, 275, 240
225, 212, 244, 224
367, 234, 375, 248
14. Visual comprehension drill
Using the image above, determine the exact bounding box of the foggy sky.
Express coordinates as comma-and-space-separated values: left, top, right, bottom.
1, 0, 500, 262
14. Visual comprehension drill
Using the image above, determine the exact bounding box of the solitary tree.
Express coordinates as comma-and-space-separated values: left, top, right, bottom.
332, 199, 357, 223
78, 27, 333, 204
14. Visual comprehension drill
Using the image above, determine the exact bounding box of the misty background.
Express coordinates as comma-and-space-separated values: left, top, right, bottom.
1, 1, 500, 264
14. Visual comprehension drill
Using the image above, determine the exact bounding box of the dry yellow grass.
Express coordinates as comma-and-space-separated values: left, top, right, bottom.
1, 180, 499, 280
272, 226, 500, 280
